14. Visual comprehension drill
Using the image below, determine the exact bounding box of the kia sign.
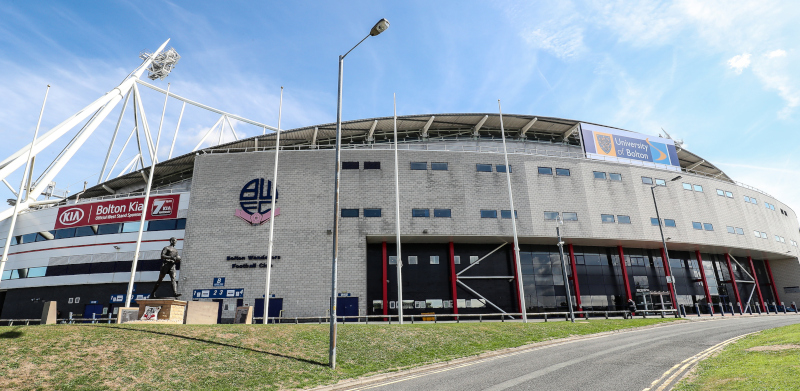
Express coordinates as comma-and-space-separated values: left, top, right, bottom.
54, 194, 180, 229
580, 123, 680, 171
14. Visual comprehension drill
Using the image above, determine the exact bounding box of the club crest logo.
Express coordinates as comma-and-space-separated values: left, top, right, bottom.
236, 178, 280, 226
594, 132, 616, 156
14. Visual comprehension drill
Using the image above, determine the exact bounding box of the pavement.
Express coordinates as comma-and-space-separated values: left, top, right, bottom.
329, 314, 800, 391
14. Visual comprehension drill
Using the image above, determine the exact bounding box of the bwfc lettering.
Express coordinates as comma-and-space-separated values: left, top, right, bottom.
235, 178, 280, 226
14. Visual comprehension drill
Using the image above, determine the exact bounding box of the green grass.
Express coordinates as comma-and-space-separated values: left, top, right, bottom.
0, 319, 674, 390
675, 323, 800, 391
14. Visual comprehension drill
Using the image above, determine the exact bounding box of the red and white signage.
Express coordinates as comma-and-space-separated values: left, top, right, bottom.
54, 194, 180, 229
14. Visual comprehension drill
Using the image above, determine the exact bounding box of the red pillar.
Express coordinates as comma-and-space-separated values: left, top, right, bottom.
660, 247, 678, 308
695, 251, 713, 313
617, 246, 632, 302
382, 242, 388, 317
724, 253, 743, 310
449, 242, 459, 315
748, 256, 766, 309
511, 246, 522, 314
568, 244, 582, 313
764, 259, 781, 304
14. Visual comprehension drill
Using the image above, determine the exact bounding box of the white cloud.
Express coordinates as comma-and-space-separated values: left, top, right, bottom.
752, 50, 800, 119
499, 1, 587, 59
768, 49, 787, 58
727, 53, 751, 74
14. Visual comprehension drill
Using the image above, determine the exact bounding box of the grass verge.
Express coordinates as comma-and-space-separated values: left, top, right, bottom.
0, 318, 674, 390
675, 323, 800, 391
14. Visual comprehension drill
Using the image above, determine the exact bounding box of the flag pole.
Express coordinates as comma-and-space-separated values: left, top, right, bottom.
264, 87, 283, 324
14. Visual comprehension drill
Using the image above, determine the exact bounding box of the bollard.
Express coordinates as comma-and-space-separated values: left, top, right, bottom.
605, 311, 609, 319
642, 311, 646, 319
661, 310, 665, 318
434, 314, 437, 324
782, 302, 787, 314
737, 303, 743, 315
479, 314, 482, 323
756, 303, 762, 315
585, 311, 590, 320
565, 313, 569, 321
502, 314, 505, 322
544, 313, 548, 322
772, 302, 778, 314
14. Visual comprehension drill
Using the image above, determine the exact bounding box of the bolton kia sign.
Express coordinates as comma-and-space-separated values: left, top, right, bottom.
54, 194, 180, 229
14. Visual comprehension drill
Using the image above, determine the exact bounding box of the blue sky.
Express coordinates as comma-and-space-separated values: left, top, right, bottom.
1, 1, 799, 212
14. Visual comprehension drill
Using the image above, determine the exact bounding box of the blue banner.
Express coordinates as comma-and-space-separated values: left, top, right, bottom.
581, 123, 680, 169
192, 288, 244, 299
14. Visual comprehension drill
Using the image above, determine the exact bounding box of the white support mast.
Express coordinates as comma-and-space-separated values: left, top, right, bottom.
263, 87, 283, 324
393, 94, 404, 324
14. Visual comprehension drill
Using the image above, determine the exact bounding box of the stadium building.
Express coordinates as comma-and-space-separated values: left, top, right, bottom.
2, 112, 800, 322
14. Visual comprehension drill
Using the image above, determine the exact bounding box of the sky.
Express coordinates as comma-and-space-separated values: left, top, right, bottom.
0, 1, 799, 215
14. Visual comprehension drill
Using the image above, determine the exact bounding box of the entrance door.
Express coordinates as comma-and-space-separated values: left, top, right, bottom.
253, 298, 283, 324
83, 304, 104, 322
337, 297, 358, 322
212, 299, 223, 323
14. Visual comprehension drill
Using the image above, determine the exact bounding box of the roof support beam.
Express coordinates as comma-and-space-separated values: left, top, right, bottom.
472, 115, 489, 137
421, 116, 435, 138
2, 179, 17, 197
518, 117, 537, 138
563, 123, 580, 140
311, 126, 318, 146
686, 159, 705, 171
366, 121, 378, 142
101, 184, 115, 194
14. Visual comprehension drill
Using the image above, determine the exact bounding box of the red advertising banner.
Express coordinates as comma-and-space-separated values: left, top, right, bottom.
54, 194, 181, 229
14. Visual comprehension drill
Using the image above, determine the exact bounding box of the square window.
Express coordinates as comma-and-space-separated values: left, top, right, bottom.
775, 235, 781, 242
389, 256, 397, 265
780, 237, 785, 243
761, 232, 768, 239
412, 209, 430, 217
27, 267, 46, 278
341, 209, 359, 217
655, 179, 666, 186
735, 228, 744, 235
122, 222, 141, 233
433, 209, 451, 218
544, 211, 560, 220
75, 226, 96, 237
454, 256, 461, 264
593, 171, 607, 180
617, 215, 631, 224
744, 196, 751, 203
476, 164, 492, 172
563, 212, 578, 221
717, 189, 725, 196
430, 256, 439, 265
538, 167, 553, 175
650, 218, 660, 226
642, 177, 653, 185
469, 256, 479, 264
410, 162, 427, 170
601, 214, 615, 223
751, 197, 757, 204
609, 173, 622, 181
408, 256, 418, 265
754, 230, 761, 238
55, 228, 76, 239
364, 208, 382, 217
702, 223, 713, 231
665, 219, 677, 227
496, 165, 512, 173
501, 210, 518, 219
556, 168, 571, 176
726, 226, 735, 234
693, 222, 703, 230
480, 210, 498, 218
147, 219, 177, 232
725, 191, 733, 198
97, 223, 122, 235
693, 184, 703, 192
682, 183, 692, 190
364, 161, 380, 169
431, 162, 448, 171
342, 161, 359, 169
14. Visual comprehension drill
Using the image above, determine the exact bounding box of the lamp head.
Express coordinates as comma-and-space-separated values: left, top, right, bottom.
370, 18, 390, 36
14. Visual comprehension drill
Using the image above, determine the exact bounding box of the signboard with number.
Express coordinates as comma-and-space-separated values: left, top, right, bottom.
192, 289, 244, 299
213, 277, 225, 287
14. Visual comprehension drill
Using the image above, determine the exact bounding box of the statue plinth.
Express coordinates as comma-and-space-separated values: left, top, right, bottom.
135, 299, 187, 323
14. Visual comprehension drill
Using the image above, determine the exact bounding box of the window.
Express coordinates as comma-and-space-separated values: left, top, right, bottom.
726, 226, 735, 234
55, 228, 76, 239
744, 196, 751, 203
593, 171, 607, 180
556, 168, 571, 176
476, 164, 492, 172
364, 208, 382, 217
642, 177, 653, 185
408, 256, 418, 265
433, 209, 451, 218
665, 219, 677, 227
617, 215, 631, 224
544, 211, 560, 220
431, 162, 448, 171
389, 256, 397, 265
754, 230, 761, 238
430, 256, 439, 265
780, 237, 785, 243
702, 223, 713, 231
682, 183, 692, 190
655, 179, 666, 186
693, 222, 703, 230
651, 218, 660, 226
761, 232, 768, 239
501, 210, 518, 219
147, 219, 177, 231
609, 173, 622, 181
751, 197, 757, 205
563, 212, 578, 221
496, 165, 512, 173
454, 256, 461, 264
717, 189, 725, 196
538, 167, 553, 175
480, 210, 497, 218
601, 214, 615, 223
364, 161, 380, 170
735, 228, 744, 235
342, 161, 359, 169
97, 223, 122, 235
412, 209, 430, 217
122, 222, 141, 233
410, 162, 427, 170
341, 209, 359, 217
469, 256, 479, 264
27, 267, 46, 278
75, 226, 96, 237
693, 184, 703, 192
725, 191, 733, 198
20, 233, 37, 244
775, 235, 781, 242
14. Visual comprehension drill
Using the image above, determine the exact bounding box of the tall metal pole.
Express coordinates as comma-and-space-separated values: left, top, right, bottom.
556, 225, 575, 322
498, 100, 526, 322
328, 54, 345, 370
651, 186, 679, 316
0, 85, 50, 287
98, 91, 132, 184
167, 102, 186, 160
264, 87, 283, 324
393, 94, 404, 324
154, 83, 171, 162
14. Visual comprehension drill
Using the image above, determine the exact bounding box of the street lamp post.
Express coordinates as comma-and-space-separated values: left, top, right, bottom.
651, 175, 682, 318
329, 18, 389, 370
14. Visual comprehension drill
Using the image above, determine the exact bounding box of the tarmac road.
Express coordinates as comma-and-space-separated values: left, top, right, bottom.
352, 315, 800, 391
